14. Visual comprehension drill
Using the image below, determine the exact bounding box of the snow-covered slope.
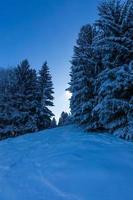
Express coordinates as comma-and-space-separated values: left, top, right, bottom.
0, 125, 133, 200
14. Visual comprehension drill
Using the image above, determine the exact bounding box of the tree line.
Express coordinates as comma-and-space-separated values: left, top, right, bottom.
0, 60, 54, 139
50, 112, 72, 128
0, 59, 72, 140
68, 0, 133, 140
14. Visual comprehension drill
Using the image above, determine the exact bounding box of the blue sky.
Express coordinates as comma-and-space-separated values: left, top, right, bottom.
0, 0, 99, 120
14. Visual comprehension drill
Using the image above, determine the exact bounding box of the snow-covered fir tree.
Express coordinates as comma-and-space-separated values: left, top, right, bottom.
11, 60, 38, 135
58, 112, 72, 126
89, 62, 133, 133
0, 68, 17, 138
37, 62, 54, 130
0, 60, 55, 139
69, 0, 133, 140
95, 0, 133, 68
69, 24, 96, 124
50, 117, 57, 128
88, 0, 133, 134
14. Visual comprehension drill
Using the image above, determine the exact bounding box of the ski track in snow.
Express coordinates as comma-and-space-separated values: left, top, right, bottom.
37, 169, 81, 200
0, 125, 133, 200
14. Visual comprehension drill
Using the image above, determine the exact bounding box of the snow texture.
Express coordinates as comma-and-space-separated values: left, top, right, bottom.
0, 125, 133, 200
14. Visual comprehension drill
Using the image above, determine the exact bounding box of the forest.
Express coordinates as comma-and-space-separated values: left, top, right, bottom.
0, 0, 133, 140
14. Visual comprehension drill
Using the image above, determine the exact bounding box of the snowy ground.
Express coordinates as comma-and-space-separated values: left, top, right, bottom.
0, 125, 133, 200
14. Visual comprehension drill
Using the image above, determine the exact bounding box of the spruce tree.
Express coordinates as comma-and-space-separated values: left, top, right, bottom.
11, 59, 38, 135
69, 24, 96, 124
68, 0, 133, 140
0, 60, 55, 139
37, 62, 54, 130
50, 117, 57, 128
58, 112, 69, 126
0, 68, 17, 138
95, 0, 133, 68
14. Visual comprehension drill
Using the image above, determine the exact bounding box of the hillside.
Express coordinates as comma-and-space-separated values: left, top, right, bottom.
0, 125, 133, 200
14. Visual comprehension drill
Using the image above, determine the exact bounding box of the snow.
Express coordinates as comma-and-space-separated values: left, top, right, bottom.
0, 125, 133, 200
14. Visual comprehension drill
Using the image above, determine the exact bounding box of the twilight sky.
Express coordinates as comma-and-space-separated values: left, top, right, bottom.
0, 0, 99, 120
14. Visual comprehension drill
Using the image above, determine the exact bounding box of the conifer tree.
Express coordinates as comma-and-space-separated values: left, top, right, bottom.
69, 24, 96, 124
95, 0, 133, 68
0, 60, 55, 139
68, 0, 133, 140
0, 68, 17, 138
11, 59, 38, 135
37, 62, 54, 130
50, 117, 57, 128
58, 112, 69, 126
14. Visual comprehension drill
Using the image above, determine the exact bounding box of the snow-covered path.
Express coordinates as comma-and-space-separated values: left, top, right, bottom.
0, 125, 133, 200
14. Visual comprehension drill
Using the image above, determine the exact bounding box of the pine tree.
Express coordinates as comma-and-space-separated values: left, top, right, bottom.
58, 112, 69, 126
68, 0, 133, 140
86, 0, 133, 134
37, 62, 54, 130
88, 61, 133, 134
95, 0, 133, 68
11, 59, 38, 135
0, 68, 17, 138
69, 24, 96, 124
0, 60, 55, 139
50, 117, 57, 128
